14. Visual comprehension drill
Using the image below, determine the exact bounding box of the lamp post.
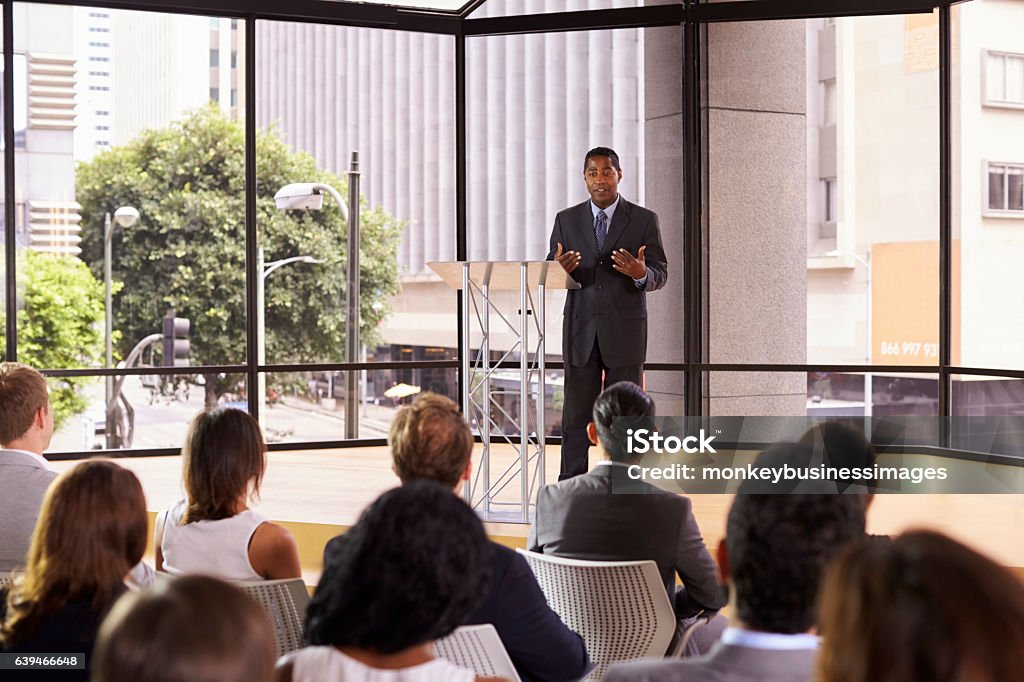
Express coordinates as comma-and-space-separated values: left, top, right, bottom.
275, 152, 361, 439
257, 248, 322, 413
828, 249, 872, 417
104, 205, 139, 448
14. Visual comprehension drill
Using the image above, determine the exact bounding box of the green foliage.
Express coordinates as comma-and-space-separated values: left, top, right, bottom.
16, 250, 104, 428
76, 104, 403, 403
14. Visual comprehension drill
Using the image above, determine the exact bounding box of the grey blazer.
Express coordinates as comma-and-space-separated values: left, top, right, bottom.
0, 449, 57, 571
528, 464, 726, 615
546, 198, 668, 368
604, 642, 818, 682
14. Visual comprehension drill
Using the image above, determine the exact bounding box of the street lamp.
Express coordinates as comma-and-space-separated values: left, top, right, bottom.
275, 152, 361, 439
827, 248, 872, 417
257, 248, 322, 413
105, 205, 139, 448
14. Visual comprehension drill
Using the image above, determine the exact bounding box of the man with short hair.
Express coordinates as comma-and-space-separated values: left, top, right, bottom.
605, 443, 867, 682
324, 392, 591, 682
529, 382, 728, 652
549, 146, 668, 480
0, 362, 58, 571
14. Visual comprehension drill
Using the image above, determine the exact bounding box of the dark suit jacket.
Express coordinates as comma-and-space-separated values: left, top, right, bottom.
604, 641, 818, 682
528, 464, 727, 616
546, 197, 667, 368
323, 535, 590, 682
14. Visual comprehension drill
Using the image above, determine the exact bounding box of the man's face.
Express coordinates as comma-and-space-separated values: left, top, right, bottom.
584, 155, 622, 209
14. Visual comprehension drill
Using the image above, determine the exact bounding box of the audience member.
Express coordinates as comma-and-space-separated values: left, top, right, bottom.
607, 444, 866, 681
798, 420, 877, 496
93, 575, 276, 682
324, 392, 590, 682
818, 530, 1024, 682
156, 407, 301, 580
0, 362, 58, 572
529, 381, 727, 653
0, 461, 147, 681
279, 480, 504, 682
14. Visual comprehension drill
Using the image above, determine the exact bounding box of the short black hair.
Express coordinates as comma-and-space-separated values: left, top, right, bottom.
728, 445, 866, 633
592, 381, 655, 462
584, 146, 620, 171
306, 480, 492, 653
799, 421, 877, 491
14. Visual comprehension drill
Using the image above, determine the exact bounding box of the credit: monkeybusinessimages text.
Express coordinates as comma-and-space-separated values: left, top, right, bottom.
623, 428, 949, 485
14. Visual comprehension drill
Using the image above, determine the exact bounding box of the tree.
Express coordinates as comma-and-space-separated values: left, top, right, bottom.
16, 250, 105, 427
76, 105, 403, 406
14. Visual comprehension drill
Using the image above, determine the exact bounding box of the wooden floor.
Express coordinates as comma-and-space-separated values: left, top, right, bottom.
51, 444, 1024, 580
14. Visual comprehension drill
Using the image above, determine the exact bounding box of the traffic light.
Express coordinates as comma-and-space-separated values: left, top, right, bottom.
162, 312, 190, 367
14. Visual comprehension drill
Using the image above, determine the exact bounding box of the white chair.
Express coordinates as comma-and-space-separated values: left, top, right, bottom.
517, 549, 676, 681
236, 578, 310, 659
435, 624, 522, 682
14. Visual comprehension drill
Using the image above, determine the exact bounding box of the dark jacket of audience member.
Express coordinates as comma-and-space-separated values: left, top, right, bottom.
323, 393, 590, 682
0, 461, 147, 681
0, 362, 58, 572
282, 480, 497, 681
818, 530, 1024, 682
529, 382, 727, 618
607, 442, 867, 682
93, 575, 276, 682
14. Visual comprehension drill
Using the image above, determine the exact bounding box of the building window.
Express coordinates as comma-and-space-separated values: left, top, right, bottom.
209, 87, 219, 102
88, 41, 109, 48
88, 11, 109, 18
985, 51, 1024, 107
210, 49, 220, 68
823, 79, 837, 126
230, 51, 237, 69
230, 88, 237, 107
823, 178, 837, 223
88, 85, 110, 91
96, 125, 110, 131
88, 26, 110, 33
88, 71, 110, 77
987, 163, 1024, 214
89, 56, 110, 62
96, 110, 110, 116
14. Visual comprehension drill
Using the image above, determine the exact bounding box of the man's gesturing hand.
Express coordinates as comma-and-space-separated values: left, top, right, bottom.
555, 242, 581, 274
611, 246, 647, 279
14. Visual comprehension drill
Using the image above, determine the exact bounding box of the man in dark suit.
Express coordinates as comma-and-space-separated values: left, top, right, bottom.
605, 444, 868, 682
548, 146, 668, 480
529, 382, 727, 654
323, 393, 590, 682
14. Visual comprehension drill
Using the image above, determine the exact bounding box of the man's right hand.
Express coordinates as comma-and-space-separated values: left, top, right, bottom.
555, 242, 581, 274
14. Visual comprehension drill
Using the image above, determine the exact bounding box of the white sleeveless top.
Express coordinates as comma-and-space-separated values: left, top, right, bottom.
159, 498, 266, 581
290, 647, 476, 682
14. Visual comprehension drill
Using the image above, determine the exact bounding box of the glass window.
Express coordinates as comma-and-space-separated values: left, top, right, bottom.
709, 14, 939, 372
466, 26, 684, 365
954, 1, 1024, 372
985, 51, 1024, 105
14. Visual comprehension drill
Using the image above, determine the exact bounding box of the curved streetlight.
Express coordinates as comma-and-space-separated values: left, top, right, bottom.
257, 249, 323, 413
275, 152, 362, 438
105, 205, 139, 448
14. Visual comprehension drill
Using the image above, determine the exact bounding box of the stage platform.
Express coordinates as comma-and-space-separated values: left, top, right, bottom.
50, 444, 1024, 585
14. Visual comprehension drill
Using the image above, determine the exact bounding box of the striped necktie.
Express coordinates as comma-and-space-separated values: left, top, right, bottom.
595, 209, 608, 252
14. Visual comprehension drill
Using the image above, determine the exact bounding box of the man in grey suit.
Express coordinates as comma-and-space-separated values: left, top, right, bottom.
0, 362, 58, 572
529, 382, 727, 652
548, 147, 668, 480
605, 443, 867, 682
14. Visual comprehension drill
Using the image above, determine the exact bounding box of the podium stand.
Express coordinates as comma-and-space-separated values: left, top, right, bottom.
430, 261, 580, 522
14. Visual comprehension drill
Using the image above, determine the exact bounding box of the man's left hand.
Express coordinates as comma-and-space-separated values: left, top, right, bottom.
611, 246, 647, 280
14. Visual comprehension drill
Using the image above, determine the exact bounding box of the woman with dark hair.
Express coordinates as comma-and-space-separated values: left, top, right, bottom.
277, 480, 504, 682
0, 460, 148, 681
94, 575, 276, 682
156, 407, 300, 580
818, 530, 1024, 682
